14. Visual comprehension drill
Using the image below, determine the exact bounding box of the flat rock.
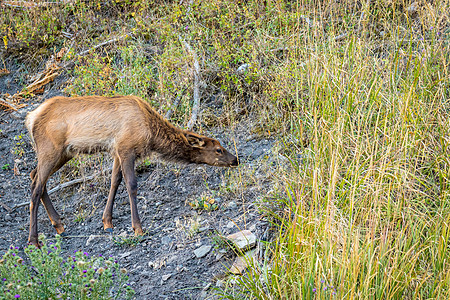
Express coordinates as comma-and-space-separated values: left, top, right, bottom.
194, 245, 212, 258
227, 201, 237, 209
162, 274, 172, 281
226, 221, 235, 229
229, 250, 256, 275
85, 235, 95, 246
226, 230, 256, 251
161, 236, 172, 245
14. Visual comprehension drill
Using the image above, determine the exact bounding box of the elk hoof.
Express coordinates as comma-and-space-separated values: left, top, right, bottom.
105, 228, 114, 234
54, 225, 65, 235
27, 240, 42, 249
59, 232, 68, 238
134, 228, 144, 236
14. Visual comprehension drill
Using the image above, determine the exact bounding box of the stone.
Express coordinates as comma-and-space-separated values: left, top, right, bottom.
226, 230, 256, 251
229, 250, 256, 275
215, 279, 225, 287
226, 221, 235, 229
227, 201, 237, 209
161, 236, 172, 245
119, 251, 132, 258
86, 235, 95, 246
194, 245, 212, 258
4, 214, 12, 221
198, 226, 210, 232
236, 63, 251, 74
407, 2, 418, 17
161, 274, 172, 281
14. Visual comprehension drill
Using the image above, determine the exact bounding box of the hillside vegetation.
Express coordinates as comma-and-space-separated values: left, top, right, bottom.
1, 0, 450, 299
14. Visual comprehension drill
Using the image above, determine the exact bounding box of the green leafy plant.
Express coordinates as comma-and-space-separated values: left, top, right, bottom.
113, 234, 145, 247
188, 193, 218, 211
0, 235, 134, 299
12, 134, 25, 158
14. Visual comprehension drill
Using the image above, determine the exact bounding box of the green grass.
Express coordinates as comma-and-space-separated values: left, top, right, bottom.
217, 1, 450, 299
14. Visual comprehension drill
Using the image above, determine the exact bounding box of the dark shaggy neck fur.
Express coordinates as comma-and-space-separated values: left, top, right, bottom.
134, 97, 195, 163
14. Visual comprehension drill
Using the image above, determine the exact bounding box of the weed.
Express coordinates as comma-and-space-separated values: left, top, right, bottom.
209, 232, 231, 251
1, 164, 10, 171
11, 134, 25, 158
0, 235, 134, 299
188, 192, 218, 211
186, 217, 201, 238
113, 233, 145, 247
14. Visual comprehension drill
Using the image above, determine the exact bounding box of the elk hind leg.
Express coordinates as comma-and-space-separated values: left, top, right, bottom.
30, 169, 65, 234
29, 153, 68, 246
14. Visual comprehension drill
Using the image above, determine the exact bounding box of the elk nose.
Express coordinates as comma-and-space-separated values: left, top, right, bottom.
232, 157, 239, 167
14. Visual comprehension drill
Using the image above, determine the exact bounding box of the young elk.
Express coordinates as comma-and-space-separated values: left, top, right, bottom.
25, 95, 238, 247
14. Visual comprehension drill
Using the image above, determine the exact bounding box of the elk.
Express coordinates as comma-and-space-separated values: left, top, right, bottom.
25, 95, 238, 247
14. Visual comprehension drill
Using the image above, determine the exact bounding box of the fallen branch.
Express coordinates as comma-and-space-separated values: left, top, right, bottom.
178, 36, 201, 130
11, 202, 28, 210
2, 1, 73, 8
47, 173, 97, 195
9, 60, 62, 103
0, 201, 12, 213
77, 34, 129, 57
13, 72, 59, 100
12, 168, 112, 211
0, 98, 18, 111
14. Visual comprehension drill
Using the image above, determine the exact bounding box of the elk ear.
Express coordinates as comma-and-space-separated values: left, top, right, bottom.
185, 134, 205, 148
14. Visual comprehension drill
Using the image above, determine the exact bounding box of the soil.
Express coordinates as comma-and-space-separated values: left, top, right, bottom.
0, 68, 277, 299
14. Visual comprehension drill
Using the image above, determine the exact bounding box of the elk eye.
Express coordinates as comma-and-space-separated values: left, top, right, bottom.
215, 148, 223, 154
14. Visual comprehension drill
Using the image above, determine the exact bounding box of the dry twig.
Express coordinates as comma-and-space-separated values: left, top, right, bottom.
77, 35, 129, 57
0, 201, 12, 213
12, 168, 112, 211
0, 98, 18, 111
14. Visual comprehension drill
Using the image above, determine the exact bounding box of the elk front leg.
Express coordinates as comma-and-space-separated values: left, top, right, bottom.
120, 153, 143, 236
102, 156, 122, 232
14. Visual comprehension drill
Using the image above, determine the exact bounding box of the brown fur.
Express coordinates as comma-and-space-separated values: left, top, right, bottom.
25, 95, 238, 247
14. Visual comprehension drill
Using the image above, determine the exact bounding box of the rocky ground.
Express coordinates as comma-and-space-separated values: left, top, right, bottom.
0, 69, 278, 298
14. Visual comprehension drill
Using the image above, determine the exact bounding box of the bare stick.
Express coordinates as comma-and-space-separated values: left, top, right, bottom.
78, 35, 129, 57
178, 36, 201, 130
47, 174, 96, 195
12, 167, 112, 211
2, 1, 69, 8
0, 98, 18, 111
0, 201, 12, 213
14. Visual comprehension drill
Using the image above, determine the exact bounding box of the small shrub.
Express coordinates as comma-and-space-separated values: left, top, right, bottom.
0, 235, 134, 299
